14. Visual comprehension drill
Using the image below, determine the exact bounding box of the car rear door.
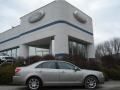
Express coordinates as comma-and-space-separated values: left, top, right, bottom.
36, 61, 59, 85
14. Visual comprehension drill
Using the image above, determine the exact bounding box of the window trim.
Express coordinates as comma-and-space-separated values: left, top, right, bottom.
35, 61, 58, 69
57, 61, 76, 70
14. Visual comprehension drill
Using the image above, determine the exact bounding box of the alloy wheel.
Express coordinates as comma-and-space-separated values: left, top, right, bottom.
84, 76, 97, 89
27, 77, 40, 90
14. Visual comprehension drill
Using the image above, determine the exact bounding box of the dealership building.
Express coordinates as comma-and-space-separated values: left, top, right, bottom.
0, 0, 95, 59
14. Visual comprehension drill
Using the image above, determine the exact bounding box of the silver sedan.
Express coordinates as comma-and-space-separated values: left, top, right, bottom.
13, 60, 104, 90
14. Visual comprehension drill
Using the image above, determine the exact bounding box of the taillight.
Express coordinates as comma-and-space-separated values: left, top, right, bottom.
15, 67, 21, 73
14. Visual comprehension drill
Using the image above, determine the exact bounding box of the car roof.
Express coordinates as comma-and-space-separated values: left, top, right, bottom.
0, 56, 10, 57
37, 60, 68, 64
27, 60, 69, 68
40, 60, 68, 63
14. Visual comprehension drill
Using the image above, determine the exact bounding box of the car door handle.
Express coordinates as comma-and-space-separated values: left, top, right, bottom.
62, 71, 65, 73
39, 71, 42, 73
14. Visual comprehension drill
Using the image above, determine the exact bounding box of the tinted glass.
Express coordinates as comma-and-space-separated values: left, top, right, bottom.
5, 57, 13, 59
58, 62, 75, 70
36, 62, 56, 69
69, 40, 87, 58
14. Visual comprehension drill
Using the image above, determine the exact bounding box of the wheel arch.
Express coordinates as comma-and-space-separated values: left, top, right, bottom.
25, 75, 43, 86
84, 75, 99, 83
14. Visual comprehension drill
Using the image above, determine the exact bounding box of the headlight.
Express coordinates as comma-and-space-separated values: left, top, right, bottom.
99, 72, 104, 78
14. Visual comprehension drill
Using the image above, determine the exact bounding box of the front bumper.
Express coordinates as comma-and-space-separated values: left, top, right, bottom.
99, 77, 105, 84
13, 76, 26, 85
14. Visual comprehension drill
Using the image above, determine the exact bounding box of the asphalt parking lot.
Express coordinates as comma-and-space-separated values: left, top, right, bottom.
0, 81, 120, 90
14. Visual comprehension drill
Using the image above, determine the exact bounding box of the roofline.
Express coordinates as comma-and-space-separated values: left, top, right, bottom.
0, 25, 21, 35
0, 0, 92, 35
20, 1, 56, 19
20, 0, 91, 19
65, 1, 92, 19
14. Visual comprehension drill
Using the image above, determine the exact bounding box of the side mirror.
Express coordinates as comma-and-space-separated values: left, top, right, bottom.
74, 66, 80, 71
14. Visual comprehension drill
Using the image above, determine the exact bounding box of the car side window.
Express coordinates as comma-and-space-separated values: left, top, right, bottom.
58, 62, 75, 70
36, 62, 57, 69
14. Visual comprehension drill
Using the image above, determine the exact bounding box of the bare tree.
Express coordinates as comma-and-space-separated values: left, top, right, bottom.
95, 44, 106, 58
104, 41, 113, 55
95, 38, 120, 58
111, 38, 120, 54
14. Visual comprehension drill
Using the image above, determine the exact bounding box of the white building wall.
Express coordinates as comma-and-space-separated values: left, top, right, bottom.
0, 0, 95, 58
19, 45, 29, 58
87, 44, 95, 58
54, 33, 69, 55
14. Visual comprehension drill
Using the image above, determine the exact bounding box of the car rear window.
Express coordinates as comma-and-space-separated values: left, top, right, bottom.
36, 62, 57, 69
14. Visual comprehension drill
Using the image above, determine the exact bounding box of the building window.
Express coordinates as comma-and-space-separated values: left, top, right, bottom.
69, 40, 87, 58
29, 46, 49, 56
0, 47, 19, 58
12, 49, 17, 57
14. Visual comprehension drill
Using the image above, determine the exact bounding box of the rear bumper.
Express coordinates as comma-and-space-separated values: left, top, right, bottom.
13, 76, 26, 85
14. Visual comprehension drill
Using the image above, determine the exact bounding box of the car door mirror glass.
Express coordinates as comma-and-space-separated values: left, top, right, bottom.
74, 66, 80, 71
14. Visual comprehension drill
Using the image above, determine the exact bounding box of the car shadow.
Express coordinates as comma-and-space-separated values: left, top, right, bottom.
18, 86, 103, 90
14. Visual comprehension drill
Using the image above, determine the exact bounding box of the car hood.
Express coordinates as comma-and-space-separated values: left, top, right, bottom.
81, 69, 102, 74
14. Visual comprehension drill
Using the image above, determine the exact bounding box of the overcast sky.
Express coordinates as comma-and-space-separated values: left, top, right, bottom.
0, 0, 120, 45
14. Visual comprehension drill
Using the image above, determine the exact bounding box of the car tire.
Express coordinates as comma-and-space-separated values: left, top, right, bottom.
27, 77, 41, 90
84, 76, 98, 89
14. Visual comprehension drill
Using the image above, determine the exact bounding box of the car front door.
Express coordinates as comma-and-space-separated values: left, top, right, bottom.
36, 61, 59, 85
57, 61, 83, 85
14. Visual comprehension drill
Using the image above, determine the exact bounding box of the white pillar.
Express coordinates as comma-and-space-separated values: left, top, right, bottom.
49, 39, 54, 55
87, 44, 95, 58
52, 40, 55, 55
19, 44, 29, 58
54, 34, 69, 55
